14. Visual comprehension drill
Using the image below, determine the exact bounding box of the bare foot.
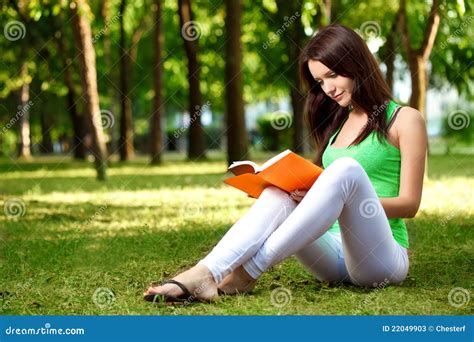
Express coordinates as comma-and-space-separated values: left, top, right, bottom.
144, 264, 218, 302
218, 265, 257, 295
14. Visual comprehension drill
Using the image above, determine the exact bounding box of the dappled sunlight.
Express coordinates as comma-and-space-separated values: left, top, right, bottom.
420, 177, 473, 215
1, 162, 228, 180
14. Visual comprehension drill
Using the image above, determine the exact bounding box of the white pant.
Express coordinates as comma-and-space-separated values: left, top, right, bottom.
199, 157, 409, 287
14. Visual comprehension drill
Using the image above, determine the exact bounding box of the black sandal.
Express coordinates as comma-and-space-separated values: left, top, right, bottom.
144, 279, 209, 305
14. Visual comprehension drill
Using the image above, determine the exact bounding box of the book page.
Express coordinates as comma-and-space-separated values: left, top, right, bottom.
228, 161, 259, 175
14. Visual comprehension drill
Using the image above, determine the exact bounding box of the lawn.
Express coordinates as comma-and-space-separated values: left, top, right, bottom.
0, 152, 472, 315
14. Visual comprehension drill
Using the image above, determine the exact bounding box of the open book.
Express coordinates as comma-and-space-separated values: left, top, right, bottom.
224, 150, 324, 198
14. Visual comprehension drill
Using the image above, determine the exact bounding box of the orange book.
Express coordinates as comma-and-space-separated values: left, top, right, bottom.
224, 150, 324, 198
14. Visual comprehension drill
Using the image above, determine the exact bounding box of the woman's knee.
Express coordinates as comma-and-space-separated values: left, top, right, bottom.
328, 157, 364, 175
324, 157, 367, 185
260, 186, 291, 202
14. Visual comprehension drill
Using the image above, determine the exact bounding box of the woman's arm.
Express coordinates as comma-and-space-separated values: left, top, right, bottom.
381, 107, 427, 218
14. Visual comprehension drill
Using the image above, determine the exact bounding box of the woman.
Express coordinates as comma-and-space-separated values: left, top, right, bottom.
144, 23, 427, 304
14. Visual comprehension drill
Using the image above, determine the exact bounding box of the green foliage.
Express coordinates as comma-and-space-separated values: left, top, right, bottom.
0, 0, 473, 157
441, 108, 473, 152
256, 112, 292, 151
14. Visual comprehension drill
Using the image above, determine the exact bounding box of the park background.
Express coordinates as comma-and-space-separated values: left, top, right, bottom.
0, 0, 472, 314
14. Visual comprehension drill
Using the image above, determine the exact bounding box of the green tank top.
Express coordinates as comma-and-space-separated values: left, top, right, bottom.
322, 100, 409, 248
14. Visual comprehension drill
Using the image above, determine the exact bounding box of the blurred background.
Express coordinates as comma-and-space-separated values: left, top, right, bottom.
0, 0, 472, 179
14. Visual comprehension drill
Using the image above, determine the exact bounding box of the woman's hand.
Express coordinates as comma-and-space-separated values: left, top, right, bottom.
290, 189, 308, 203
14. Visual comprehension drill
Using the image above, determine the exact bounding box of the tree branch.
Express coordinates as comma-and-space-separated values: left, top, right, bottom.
420, 0, 440, 60
398, 0, 413, 57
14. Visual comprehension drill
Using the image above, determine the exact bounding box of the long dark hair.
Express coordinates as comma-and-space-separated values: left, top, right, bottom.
300, 24, 393, 166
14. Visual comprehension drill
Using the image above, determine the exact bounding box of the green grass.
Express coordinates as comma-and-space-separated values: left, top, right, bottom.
0, 152, 472, 315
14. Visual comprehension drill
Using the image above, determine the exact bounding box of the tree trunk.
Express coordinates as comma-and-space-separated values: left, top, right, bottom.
56, 29, 88, 159
399, 0, 440, 178
150, 0, 164, 165
178, 0, 206, 160
18, 62, 31, 159
381, 12, 400, 92
64, 61, 88, 159
71, 0, 108, 180
225, 0, 248, 165
40, 110, 54, 154
408, 56, 427, 115
100, 0, 118, 156
322, 0, 331, 25
118, 0, 134, 161
277, 0, 306, 153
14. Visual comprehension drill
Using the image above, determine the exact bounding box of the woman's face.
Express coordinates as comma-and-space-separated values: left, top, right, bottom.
307, 60, 354, 108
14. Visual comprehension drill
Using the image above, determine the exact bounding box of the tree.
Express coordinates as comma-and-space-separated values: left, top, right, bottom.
118, 0, 135, 161
178, 0, 206, 160
399, 0, 440, 117
150, 0, 165, 164
268, 1, 306, 153
17, 61, 31, 159
225, 0, 248, 165
53, 24, 89, 160
71, 0, 108, 180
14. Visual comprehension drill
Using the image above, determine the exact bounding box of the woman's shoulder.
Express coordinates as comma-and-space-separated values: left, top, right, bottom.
387, 106, 426, 149
393, 106, 426, 130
